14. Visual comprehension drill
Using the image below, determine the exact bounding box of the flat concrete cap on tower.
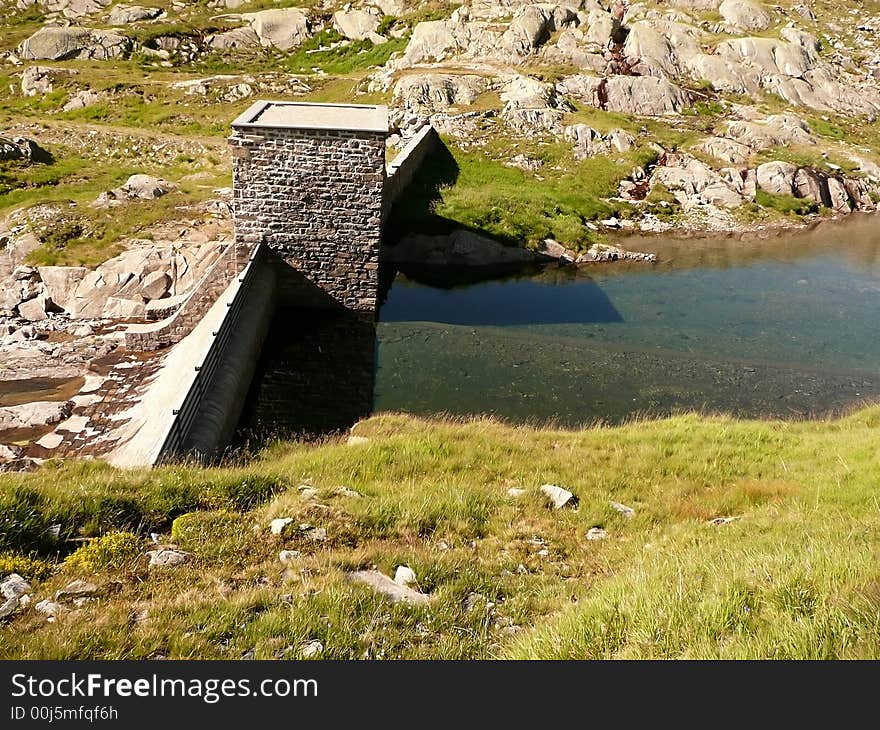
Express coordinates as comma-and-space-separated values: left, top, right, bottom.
232, 100, 388, 134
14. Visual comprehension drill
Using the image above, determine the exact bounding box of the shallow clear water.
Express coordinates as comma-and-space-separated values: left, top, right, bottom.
375, 217, 880, 425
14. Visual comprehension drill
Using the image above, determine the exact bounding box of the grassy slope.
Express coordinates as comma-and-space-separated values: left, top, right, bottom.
1, 408, 879, 659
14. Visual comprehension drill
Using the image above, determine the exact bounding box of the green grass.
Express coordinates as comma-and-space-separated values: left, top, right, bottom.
389, 139, 657, 252
1, 407, 880, 659
754, 189, 820, 216
284, 30, 407, 75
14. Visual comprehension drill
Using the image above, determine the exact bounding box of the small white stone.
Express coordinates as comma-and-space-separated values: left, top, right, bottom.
35, 599, 65, 618
336, 487, 363, 498
300, 525, 327, 542
394, 565, 417, 587
279, 550, 302, 564
610, 501, 635, 518
586, 527, 608, 541
301, 640, 323, 658
708, 516, 740, 526
147, 549, 189, 567
540, 484, 576, 509
270, 517, 294, 535
506, 487, 526, 498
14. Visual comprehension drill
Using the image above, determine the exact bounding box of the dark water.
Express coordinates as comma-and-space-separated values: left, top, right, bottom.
375, 217, 880, 425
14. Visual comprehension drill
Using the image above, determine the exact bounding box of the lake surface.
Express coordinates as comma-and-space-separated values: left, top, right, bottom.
375, 217, 880, 425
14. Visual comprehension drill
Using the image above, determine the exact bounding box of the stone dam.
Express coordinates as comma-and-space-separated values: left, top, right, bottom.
109, 101, 438, 466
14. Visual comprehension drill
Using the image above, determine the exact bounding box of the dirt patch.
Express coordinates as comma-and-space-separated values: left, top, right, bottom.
0, 376, 85, 407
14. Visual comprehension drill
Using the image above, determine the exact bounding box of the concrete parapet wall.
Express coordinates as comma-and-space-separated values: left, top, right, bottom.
155, 243, 269, 463
383, 124, 439, 218
106, 245, 266, 468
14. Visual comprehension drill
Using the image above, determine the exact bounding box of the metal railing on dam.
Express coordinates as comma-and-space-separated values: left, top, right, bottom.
156, 242, 263, 462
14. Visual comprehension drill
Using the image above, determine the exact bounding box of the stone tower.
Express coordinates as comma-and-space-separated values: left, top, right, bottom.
229, 101, 388, 312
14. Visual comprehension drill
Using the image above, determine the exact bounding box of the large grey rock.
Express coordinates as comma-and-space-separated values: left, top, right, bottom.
94, 174, 173, 207
398, 20, 461, 65
347, 570, 431, 605
793, 168, 831, 207
725, 114, 812, 151
107, 4, 163, 24
24, 0, 112, 19
18, 26, 130, 61
558, 74, 690, 116
0, 400, 72, 430
17, 295, 51, 322
55, 579, 99, 601
501, 4, 575, 56
0, 573, 31, 600
121, 174, 172, 200
242, 9, 311, 51
392, 73, 489, 116
0, 597, 19, 620
62, 89, 102, 112
719, 0, 771, 30
332, 9, 382, 42
103, 296, 146, 319
716, 36, 817, 78
756, 161, 798, 195
693, 137, 752, 165
564, 124, 607, 159
843, 177, 876, 210
20, 66, 56, 96
37, 266, 88, 312
207, 26, 261, 50
651, 154, 743, 208
826, 177, 852, 213
139, 271, 170, 300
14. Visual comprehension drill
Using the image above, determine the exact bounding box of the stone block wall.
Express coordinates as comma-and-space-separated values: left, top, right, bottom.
124, 242, 250, 352
230, 126, 386, 312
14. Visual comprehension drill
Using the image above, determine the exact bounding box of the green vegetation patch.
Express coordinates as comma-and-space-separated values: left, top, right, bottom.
390, 138, 657, 252
285, 30, 407, 75
754, 189, 819, 216
1, 407, 880, 658
0, 466, 285, 556
64, 532, 143, 573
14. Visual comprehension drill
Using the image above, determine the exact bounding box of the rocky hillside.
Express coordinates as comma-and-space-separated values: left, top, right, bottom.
3, 0, 880, 258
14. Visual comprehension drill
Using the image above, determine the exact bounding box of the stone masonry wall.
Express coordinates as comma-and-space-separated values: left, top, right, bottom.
124, 242, 250, 352
230, 127, 386, 312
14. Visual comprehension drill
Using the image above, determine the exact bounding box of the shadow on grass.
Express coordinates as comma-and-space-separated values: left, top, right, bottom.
380, 140, 554, 294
